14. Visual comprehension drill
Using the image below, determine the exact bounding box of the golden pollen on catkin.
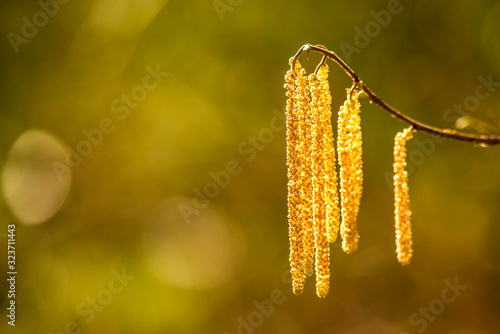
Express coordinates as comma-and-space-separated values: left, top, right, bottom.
309, 68, 332, 298
317, 65, 340, 244
393, 126, 414, 265
285, 61, 305, 294
337, 88, 363, 254
296, 66, 315, 278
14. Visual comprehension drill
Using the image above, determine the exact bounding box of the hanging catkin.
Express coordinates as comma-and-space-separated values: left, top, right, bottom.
309, 68, 330, 298
337, 88, 363, 254
315, 65, 340, 244
393, 126, 414, 265
285, 61, 305, 294
296, 66, 315, 278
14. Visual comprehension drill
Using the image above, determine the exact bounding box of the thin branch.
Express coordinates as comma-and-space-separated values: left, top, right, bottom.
314, 55, 328, 75
291, 44, 500, 146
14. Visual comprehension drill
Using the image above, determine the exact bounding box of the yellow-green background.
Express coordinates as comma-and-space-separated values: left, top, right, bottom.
1, 0, 500, 333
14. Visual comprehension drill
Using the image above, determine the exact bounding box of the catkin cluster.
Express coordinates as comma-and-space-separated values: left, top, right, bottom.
393, 126, 414, 265
284, 48, 436, 297
285, 61, 362, 298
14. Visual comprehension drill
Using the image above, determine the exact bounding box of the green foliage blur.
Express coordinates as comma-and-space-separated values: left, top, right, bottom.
1, 0, 500, 333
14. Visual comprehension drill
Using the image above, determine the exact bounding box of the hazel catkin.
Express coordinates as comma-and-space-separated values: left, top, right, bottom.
285, 60, 306, 295
296, 66, 315, 278
317, 66, 340, 244
393, 126, 414, 265
337, 88, 363, 254
309, 68, 331, 298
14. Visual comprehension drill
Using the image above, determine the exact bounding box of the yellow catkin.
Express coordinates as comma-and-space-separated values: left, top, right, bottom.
317, 65, 340, 244
285, 60, 305, 294
296, 66, 315, 278
393, 126, 414, 265
309, 69, 330, 298
338, 88, 363, 254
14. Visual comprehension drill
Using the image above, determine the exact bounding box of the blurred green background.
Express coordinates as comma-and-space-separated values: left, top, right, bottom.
1, 0, 500, 333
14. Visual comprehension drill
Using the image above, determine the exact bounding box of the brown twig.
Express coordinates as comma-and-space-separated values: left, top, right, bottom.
290, 44, 500, 146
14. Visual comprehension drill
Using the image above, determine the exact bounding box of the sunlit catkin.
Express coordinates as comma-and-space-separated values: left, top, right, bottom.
317, 65, 340, 244
393, 126, 414, 265
309, 68, 331, 298
285, 60, 306, 294
296, 66, 315, 278
337, 88, 363, 254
